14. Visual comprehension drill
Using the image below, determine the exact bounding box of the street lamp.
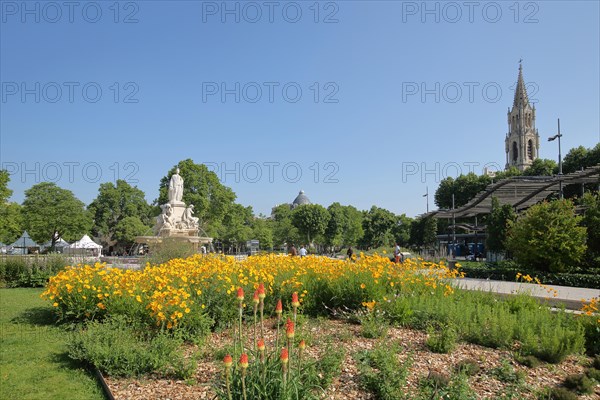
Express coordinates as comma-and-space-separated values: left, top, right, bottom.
423, 186, 429, 213
548, 118, 563, 199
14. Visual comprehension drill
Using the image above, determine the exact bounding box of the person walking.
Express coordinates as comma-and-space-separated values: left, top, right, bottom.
299, 245, 307, 258
290, 245, 298, 257
394, 243, 401, 263
346, 246, 354, 260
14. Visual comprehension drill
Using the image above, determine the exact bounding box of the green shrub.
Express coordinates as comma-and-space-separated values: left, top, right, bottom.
426, 325, 457, 354
455, 359, 481, 376
583, 319, 600, 356
420, 371, 450, 390
586, 368, 600, 382
0, 254, 69, 287
491, 359, 525, 384
357, 341, 411, 400
360, 310, 389, 339
146, 238, 197, 265
593, 355, 600, 370
542, 387, 579, 400
563, 373, 594, 394
68, 315, 195, 379
517, 354, 542, 368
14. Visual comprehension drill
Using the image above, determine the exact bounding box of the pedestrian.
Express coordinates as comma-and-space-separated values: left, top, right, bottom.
299, 245, 307, 258
394, 243, 401, 263
290, 244, 298, 257
346, 246, 353, 260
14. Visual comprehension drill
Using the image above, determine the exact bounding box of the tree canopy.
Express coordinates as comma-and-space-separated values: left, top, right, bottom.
291, 204, 330, 245
0, 170, 23, 243
22, 182, 92, 246
485, 197, 516, 254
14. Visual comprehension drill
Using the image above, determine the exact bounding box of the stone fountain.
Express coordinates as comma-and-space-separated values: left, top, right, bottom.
135, 168, 212, 251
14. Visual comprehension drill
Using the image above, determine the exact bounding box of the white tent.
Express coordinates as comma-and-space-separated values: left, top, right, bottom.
41, 238, 70, 253
64, 235, 102, 257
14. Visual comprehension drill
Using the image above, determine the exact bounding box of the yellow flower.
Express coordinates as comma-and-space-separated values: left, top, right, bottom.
53, 302, 59, 307
360, 283, 366, 289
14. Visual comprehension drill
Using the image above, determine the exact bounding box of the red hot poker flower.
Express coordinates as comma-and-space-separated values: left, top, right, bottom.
223, 354, 233, 368
280, 348, 289, 363
257, 283, 266, 299
299, 340, 306, 350
239, 353, 249, 369
291, 292, 300, 308
236, 287, 244, 302
253, 290, 260, 304
286, 318, 295, 338
257, 339, 265, 351
275, 299, 283, 314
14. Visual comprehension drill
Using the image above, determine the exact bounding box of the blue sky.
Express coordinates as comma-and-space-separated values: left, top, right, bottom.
1, 0, 599, 217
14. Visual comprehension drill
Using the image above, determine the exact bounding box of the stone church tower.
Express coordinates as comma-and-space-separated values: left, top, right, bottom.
505, 63, 540, 171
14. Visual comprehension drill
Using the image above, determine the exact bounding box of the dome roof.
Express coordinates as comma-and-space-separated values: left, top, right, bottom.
292, 190, 311, 207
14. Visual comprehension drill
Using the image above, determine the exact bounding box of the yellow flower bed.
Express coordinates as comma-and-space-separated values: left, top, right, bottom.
42, 254, 462, 330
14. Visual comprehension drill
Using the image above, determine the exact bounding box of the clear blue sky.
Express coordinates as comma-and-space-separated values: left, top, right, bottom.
1, 0, 599, 217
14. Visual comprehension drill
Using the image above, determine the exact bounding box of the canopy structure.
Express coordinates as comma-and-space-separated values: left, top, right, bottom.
9, 231, 40, 254
41, 238, 70, 253
429, 165, 600, 219
64, 235, 102, 257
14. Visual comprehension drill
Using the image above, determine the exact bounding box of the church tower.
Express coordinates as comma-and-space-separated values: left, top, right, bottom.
505, 63, 540, 171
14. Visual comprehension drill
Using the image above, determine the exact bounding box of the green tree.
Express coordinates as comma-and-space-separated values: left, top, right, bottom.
251, 218, 274, 250
392, 214, 412, 247
485, 197, 516, 254
506, 199, 587, 272
220, 203, 253, 252
434, 173, 491, 209
271, 204, 300, 248
562, 146, 589, 174
22, 182, 92, 246
291, 204, 330, 245
523, 158, 558, 176
325, 202, 346, 248
360, 206, 396, 248
0, 171, 23, 243
581, 193, 600, 267
113, 216, 150, 251
158, 160, 236, 237
409, 216, 437, 251
88, 180, 152, 249
341, 205, 364, 247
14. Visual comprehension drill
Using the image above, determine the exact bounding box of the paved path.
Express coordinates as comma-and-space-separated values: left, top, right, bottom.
450, 277, 599, 310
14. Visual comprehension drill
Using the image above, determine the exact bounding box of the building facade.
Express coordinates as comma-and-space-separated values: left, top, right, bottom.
505, 63, 540, 171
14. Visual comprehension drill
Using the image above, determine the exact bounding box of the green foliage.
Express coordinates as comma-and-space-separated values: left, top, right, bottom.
562, 143, 600, 174
540, 387, 578, 400
325, 202, 364, 248
158, 160, 237, 238
219, 203, 254, 250
434, 172, 491, 209
563, 373, 594, 394
486, 197, 517, 253
425, 324, 457, 354
251, 217, 274, 250
114, 216, 152, 249
516, 354, 541, 368
147, 238, 197, 265
0, 170, 12, 203
291, 204, 330, 245
22, 182, 92, 244
271, 204, 301, 248
0, 254, 69, 287
491, 359, 526, 384
507, 199, 587, 272
419, 372, 477, 400
581, 193, 600, 266
523, 158, 558, 176
582, 317, 600, 356
409, 216, 437, 251
360, 206, 397, 248
360, 310, 389, 339
357, 341, 411, 400
88, 180, 152, 250
0, 201, 23, 244
68, 315, 195, 378
455, 359, 481, 376
594, 355, 600, 369
586, 367, 600, 382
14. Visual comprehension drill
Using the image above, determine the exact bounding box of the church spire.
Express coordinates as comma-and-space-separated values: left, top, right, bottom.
513, 61, 529, 108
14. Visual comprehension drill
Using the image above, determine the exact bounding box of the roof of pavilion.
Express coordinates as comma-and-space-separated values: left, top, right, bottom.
425, 164, 600, 219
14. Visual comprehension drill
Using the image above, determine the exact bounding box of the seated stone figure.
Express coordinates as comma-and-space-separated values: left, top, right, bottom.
182, 204, 199, 229
155, 204, 175, 233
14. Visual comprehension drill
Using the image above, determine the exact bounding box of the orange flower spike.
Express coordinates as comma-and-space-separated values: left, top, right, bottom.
257, 282, 266, 299
275, 299, 283, 315
253, 290, 260, 305
299, 340, 306, 350
257, 339, 265, 352
236, 287, 244, 302
291, 292, 300, 308
223, 354, 233, 368
280, 348, 289, 364
286, 318, 295, 338
239, 353, 249, 369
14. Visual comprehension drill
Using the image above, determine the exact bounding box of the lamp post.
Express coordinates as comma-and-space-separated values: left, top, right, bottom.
548, 118, 563, 199
423, 186, 429, 213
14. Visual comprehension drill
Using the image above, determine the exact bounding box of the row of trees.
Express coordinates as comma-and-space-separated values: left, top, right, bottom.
0, 160, 428, 254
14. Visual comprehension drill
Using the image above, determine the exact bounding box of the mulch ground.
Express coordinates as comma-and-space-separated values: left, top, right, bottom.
106, 318, 600, 400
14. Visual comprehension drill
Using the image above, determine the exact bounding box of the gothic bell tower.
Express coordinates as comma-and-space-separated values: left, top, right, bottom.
505, 63, 540, 171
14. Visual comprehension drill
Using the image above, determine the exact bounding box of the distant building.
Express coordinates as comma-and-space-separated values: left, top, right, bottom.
505, 63, 540, 171
271, 190, 312, 217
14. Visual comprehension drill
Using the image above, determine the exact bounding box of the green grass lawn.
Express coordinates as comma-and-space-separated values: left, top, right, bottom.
0, 288, 105, 400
